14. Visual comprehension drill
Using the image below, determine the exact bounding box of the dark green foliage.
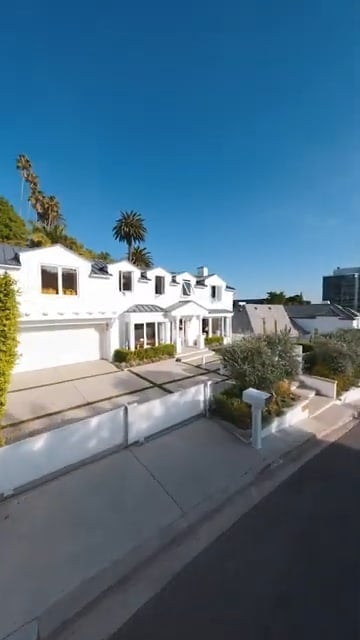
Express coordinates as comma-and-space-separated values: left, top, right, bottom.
0, 197, 28, 246
113, 343, 175, 364
205, 335, 224, 346
0, 273, 19, 434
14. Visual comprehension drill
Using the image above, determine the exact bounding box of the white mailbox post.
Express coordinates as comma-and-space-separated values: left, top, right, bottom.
242, 388, 271, 450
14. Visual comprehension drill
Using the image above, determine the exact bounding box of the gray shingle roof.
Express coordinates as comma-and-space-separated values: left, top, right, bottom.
0, 243, 26, 267
125, 304, 165, 313
208, 309, 233, 314
285, 303, 359, 320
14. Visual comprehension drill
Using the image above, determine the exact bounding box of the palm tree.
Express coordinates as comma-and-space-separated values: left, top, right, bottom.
16, 154, 32, 217
112, 210, 147, 261
130, 246, 153, 268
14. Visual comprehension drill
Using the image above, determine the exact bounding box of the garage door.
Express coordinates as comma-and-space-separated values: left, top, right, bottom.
16, 324, 108, 372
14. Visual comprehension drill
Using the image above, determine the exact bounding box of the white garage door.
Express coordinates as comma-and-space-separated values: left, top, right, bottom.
16, 324, 108, 372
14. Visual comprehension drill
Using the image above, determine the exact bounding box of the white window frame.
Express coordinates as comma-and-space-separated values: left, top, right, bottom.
40, 264, 79, 296
182, 280, 192, 297
155, 275, 165, 295
119, 270, 133, 292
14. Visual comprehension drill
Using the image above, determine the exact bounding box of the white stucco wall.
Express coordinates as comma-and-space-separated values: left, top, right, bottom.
295, 316, 356, 334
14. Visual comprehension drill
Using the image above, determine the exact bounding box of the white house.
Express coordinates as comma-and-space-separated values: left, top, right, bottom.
0, 243, 234, 372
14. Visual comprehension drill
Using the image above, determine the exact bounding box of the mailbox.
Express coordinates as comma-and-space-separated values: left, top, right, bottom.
242, 387, 271, 409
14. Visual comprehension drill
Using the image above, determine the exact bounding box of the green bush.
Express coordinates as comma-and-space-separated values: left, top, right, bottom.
221, 332, 299, 394
212, 392, 251, 429
298, 341, 314, 354
0, 273, 19, 436
205, 335, 224, 346
113, 343, 175, 364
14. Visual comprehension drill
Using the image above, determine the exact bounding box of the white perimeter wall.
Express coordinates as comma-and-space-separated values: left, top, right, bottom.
0, 383, 211, 497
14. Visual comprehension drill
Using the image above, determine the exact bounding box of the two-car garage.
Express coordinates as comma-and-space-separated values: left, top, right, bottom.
15, 322, 111, 372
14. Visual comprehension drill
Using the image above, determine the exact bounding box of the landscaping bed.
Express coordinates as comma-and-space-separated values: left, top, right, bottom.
113, 343, 176, 369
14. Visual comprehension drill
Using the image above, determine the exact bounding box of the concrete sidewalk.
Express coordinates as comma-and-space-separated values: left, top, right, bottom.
0, 413, 355, 640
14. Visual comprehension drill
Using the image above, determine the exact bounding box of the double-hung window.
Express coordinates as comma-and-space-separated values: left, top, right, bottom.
119, 271, 133, 292
155, 275, 165, 295
41, 265, 78, 295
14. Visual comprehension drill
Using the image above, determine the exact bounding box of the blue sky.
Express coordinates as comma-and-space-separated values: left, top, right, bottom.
0, 0, 359, 299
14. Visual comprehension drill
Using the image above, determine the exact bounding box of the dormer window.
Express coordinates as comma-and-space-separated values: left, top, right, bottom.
155, 275, 165, 295
182, 280, 192, 297
119, 271, 133, 292
211, 285, 222, 301
171, 274, 178, 284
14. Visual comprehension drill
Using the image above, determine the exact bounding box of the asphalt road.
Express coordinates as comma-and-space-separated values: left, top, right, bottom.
110, 423, 360, 640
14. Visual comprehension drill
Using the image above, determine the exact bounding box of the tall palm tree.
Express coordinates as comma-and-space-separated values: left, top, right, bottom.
16, 154, 32, 217
130, 246, 153, 269
112, 210, 147, 261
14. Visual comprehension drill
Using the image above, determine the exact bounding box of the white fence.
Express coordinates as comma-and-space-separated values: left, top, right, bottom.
0, 381, 229, 498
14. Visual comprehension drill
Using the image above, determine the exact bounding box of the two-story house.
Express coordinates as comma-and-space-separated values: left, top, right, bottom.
0, 243, 234, 372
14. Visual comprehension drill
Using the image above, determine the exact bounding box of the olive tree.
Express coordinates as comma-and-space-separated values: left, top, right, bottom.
221, 332, 299, 394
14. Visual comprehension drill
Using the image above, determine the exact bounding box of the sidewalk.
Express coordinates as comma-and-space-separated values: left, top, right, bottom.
0, 412, 356, 640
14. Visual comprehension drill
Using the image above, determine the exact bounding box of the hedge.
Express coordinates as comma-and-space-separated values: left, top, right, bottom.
205, 335, 224, 346
0, 273, 19, 432
113, 343, 175, 364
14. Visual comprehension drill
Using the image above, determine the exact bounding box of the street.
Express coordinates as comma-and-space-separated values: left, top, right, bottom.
110, 423, 360, 640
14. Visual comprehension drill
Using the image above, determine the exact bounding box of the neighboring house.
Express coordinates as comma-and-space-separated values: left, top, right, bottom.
0, 244, 234, 372
285, 303, 360, 335
232, 302, 299, 338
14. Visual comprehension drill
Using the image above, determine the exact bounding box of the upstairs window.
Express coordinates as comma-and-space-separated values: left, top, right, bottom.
155, 275, 165, 295
41, 265, 78, 295
182, 280, 192, 297
210, 285, 222, 301
119, 271, 133, 292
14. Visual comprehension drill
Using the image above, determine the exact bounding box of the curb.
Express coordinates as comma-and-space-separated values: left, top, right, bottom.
5, 416, 357, 640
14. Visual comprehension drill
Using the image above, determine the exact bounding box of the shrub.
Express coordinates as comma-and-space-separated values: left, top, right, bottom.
205, 335, 224, 346
0, 273, 19, 436
221, 332, 299, 394
212, 392, 251, 429
305, 338, 354, 378
298, 341, 314, 354
113, 343, 175, 364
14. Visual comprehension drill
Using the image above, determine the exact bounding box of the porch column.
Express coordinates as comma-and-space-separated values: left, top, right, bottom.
155, 322, 159, 346
221, 316, 225, 336
175, 317, 182, 354
198, 315, 204, 349
208, 317, 213, 337
165, 321, 171, 344
129, 320, 135, 350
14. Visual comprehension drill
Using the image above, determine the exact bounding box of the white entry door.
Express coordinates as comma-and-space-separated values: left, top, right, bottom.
16, 324, 108, 372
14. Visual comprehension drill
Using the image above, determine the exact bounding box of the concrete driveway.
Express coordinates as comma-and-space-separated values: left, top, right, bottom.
5, 361, 154, 428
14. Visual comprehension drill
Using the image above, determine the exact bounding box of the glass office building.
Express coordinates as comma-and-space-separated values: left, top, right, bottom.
322, 267, 360, 311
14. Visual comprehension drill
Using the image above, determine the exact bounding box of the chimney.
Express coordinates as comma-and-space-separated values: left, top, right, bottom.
197, 266, 208, 277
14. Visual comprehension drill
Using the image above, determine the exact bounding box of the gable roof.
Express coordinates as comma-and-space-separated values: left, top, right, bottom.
125, 304, 164, 313
285, 303, 360, 320
233, 304, 298, 337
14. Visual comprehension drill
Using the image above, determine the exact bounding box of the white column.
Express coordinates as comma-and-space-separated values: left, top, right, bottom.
175, 317, 182, 353
198, 315, 204, 349
165, 321, 171, 344
221, 316, 225, 337
155, 323, 159, 346
129, 320, 135, 350
208, 317, 213, 337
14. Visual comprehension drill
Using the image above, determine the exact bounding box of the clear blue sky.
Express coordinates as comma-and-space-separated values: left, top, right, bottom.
1, 1, 359, 300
